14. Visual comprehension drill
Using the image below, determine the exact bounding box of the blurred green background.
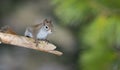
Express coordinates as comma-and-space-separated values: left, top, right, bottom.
0, 0, 120, 70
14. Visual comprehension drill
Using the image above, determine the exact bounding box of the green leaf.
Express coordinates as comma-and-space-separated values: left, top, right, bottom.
80, 15, 119, 70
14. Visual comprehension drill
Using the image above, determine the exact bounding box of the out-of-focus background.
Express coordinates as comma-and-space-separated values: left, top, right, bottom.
0, 0, 120, 70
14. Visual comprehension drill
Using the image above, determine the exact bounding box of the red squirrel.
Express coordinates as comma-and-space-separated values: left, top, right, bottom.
24, 19, 53, 47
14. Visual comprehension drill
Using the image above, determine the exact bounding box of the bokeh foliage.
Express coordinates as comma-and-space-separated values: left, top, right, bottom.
52, 0, 120, 70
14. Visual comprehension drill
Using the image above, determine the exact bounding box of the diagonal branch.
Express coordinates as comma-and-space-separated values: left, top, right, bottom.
0, 32, 63, 56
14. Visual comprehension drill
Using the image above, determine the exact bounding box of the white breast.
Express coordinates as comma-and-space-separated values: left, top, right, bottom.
37, 29, 48, 39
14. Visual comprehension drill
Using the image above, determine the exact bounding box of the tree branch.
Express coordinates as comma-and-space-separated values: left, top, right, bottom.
0, 32, 63, 56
